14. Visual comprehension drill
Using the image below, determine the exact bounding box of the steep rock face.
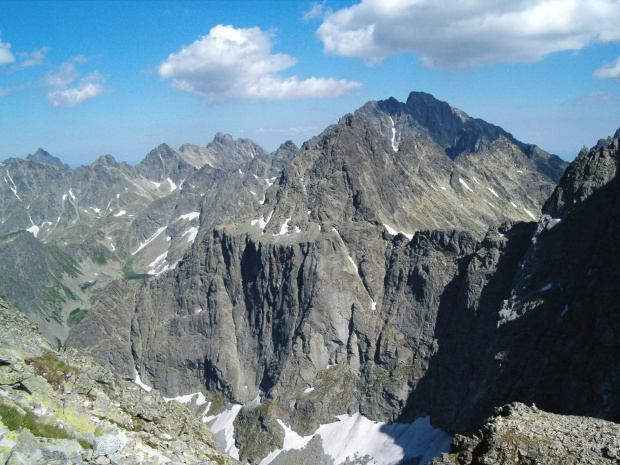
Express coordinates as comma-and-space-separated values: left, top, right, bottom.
68, 102, 575, 461
402, 132, 620, 432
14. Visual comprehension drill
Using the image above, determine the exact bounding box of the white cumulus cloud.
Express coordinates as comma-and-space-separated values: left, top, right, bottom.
0, 35, 16, 65
44, 59, 113, 107
316, 0, 620, 70
594, 56, 620, 82
158, 24, 362, 103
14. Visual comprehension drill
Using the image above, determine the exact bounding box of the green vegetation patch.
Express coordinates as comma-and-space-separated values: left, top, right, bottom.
50, 249, 83, 278
67, 308, 89, 327
0, 401, 87, 447
91, 249, 107, 265
26, 350, 81, 390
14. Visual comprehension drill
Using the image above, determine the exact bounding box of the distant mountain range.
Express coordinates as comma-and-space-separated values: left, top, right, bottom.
2, 91, 619, 465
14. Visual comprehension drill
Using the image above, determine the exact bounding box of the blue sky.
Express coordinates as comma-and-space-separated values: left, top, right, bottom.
1, 0, 619, 166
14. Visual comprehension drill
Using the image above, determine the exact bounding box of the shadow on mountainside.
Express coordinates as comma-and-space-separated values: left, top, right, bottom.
390, 172, 620, 452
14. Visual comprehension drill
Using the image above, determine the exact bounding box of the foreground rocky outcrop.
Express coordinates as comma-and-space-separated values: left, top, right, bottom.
0, 298, 235, 465
432, 403, 620, 465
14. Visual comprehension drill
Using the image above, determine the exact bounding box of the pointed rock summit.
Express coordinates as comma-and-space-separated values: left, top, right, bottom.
355, 91, 568, 182
26, 148, 70, 169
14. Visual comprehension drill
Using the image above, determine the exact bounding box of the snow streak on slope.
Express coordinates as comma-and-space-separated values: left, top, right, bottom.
132, 226, 167, 255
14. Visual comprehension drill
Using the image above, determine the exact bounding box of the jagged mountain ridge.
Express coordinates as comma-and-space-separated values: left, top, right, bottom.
65, 94, 599, 464
26, 147, 71, 170
356, 91, 567, 182
0, 134, 292, 343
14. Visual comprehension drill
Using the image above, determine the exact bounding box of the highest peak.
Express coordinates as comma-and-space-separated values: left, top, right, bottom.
404, 90, 445, 106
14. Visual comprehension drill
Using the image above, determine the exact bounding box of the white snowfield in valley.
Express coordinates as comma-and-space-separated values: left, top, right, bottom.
259, 413, 451, 465
165, 392, 451, 465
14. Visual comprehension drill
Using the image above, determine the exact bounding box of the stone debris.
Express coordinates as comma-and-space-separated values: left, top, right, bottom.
0, 299, 236, 465
432, 403, 620, 465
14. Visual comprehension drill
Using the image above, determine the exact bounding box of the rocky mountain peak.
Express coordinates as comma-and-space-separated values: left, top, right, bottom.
90, 153, 118, 168
212, 132, 234, 144
354, 91, 568, 182
26, 148, 70, 170
543, 130, 619, 218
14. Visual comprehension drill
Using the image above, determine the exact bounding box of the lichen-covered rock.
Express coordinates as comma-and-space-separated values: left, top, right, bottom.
0, 298, 236, 465
432, 403, 620, 465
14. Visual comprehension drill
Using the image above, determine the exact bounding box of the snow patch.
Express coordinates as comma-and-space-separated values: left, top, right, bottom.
511, 202, 518, 209
459, 178, 473, 192
132, 226, 167, 255
473, 176, 480, 185
68, 188, 75, 200
251, 210, 274, 231
204, 404, 242, 460
303, 387, 315, 394
347, 256, 359, 275
523, 208, 537, 221
487, 187, 500, 198
113, 210, 126, 217
540, 283, 552, 292
150, 180, 161, 188
259, 413, 451, 465
5, 171, 21, 201
561, 305, 569, 316
26, 224, 40, 237
388, 116, 398, 152
274, 217, 291, 236
383, 224, 398, 236
134, 372, 152, 392
164, 392, 208, 406
246, 393, 262, 408
167, 178, 178, 191
93, 207, 100, 213
148, 252, 168, 274
182, 226, 199, 243
371, 301, 377, 311
178, 211, 200, 221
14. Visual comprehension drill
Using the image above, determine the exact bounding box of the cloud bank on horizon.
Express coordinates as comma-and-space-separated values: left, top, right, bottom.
316, 0, 620, 73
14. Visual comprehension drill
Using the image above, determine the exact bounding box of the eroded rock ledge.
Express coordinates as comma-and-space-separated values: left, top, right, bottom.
433, 403, 620, 465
